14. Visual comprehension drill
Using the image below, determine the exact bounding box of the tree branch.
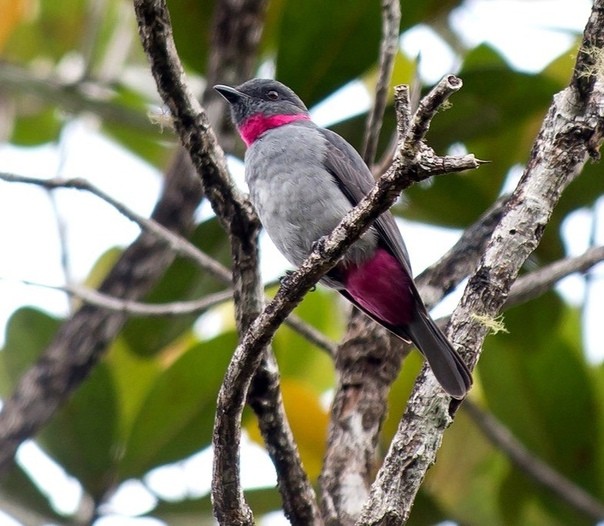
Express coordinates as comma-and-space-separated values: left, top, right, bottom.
464, 400, 604, 521
357, 2, 604, 522
506, 245, 604, 308
132, 1, 322, 524
362, 0, 401, 166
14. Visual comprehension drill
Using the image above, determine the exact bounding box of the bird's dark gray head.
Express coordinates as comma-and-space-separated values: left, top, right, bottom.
214, 79, 311, 146
214, 79, 309, 128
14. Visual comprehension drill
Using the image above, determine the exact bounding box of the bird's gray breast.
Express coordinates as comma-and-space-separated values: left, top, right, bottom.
244, 123, 377, 279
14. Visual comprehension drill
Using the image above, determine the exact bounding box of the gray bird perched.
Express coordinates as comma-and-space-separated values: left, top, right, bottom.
215, 78, 472, 399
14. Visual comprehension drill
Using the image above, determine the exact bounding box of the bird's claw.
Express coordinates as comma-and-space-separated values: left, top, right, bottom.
311, 236, 328, 257
278, 270, 316, 292
279, 270, 295, 289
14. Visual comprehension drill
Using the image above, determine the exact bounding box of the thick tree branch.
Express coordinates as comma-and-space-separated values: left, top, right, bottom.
132, 2, 322, 525
319, 311, 402, 526
357, 2, 604, 523
319, 195, 506, 525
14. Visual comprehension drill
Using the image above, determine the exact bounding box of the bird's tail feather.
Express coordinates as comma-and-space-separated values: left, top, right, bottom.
399, 311, 472, 399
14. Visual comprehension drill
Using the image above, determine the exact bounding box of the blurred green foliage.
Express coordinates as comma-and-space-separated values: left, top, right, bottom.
0, 0, 601, 525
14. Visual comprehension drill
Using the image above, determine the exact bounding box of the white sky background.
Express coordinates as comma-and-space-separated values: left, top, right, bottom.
0, 0, 600, 524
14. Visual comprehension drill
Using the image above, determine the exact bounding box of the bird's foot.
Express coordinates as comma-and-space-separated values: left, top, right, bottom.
278, 269, 316, 292
279, 269, 294, 289
311, 236, 328, 257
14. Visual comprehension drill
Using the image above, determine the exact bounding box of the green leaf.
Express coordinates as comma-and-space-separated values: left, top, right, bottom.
1, 307, 61, 392
0, 462, 67, 524
121, 217, 232, 356
480, 296, 601, 512
37, 362, 119, 500
118, 332, 236, 478
275, 0, 382, 107
104, 337, 162, 442
2, 307, 119, 500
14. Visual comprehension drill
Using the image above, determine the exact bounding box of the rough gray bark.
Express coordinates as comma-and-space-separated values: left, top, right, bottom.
319, 311, 402, 526
356, 2, 604, 523
132, 1, 322, 524
318, 196, 507, 525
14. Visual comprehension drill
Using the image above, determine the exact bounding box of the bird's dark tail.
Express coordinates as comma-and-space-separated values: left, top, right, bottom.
337, 289, 472, 399
397, 310, 472, 399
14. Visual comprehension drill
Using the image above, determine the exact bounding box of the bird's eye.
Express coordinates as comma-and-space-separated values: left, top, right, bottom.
266, 90, 279, 100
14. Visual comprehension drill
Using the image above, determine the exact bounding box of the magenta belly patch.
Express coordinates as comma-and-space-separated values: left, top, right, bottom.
345, 248, 414, 326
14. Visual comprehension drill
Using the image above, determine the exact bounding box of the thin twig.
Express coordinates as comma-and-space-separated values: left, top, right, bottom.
506, 245, 604, 308
403, 75, 462, 151
0, 172, 232, 283
362, 0, 401, 166
465, 400, 604, 521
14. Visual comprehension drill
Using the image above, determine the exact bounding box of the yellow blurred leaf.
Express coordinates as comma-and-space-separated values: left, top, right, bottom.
0, 0, 35, 52
246, 378, 328, 481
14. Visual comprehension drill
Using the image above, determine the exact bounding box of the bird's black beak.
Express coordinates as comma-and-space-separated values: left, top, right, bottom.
214, 84, 245, 104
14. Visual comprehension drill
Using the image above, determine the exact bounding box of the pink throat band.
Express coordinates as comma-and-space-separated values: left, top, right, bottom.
238, 113, 310, 146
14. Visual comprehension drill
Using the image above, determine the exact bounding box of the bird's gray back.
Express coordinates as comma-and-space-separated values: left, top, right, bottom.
245, 122, 377, 271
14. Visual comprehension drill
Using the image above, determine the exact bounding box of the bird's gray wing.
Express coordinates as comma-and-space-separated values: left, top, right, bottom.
318, 127, 413, 278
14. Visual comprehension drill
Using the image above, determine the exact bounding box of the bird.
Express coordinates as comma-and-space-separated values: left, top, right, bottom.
214, 78, 472, 399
